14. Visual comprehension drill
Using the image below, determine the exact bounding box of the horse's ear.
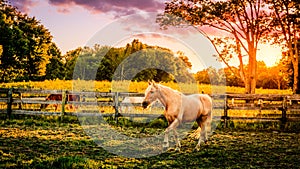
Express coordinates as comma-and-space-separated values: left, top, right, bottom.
148, 80, 152, 85
153, 81, 159, 89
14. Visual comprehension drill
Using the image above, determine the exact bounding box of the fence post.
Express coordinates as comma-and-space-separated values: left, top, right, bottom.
281, 96, 287, 130
114, 92, 120, 124
7, 88, 13, 119
224, 95, 228, 128
61, 90, 67, 121
17, 92, 22, 110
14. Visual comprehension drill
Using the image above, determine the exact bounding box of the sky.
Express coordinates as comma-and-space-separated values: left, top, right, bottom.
10, 0, 282, 72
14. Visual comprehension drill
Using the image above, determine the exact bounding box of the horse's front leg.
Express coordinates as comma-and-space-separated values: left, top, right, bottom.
163, 128, 169, 150
173, 129, 181, 151
163, 118, 180, 151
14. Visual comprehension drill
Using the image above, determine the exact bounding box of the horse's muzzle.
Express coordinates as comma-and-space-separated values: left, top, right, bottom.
142, 101, 150, 109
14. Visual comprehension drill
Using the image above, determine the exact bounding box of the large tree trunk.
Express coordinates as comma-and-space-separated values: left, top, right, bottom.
294, 38, 299, 94
293, 57, 299, 94
297, 66, 300, 94
246, 44, 257, 94
288, 40, 299, 94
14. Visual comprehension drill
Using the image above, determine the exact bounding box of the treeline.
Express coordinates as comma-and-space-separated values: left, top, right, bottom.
0, 0, 296, 89
195, 61, 291, 89
0, 1, 193, 83
48, 39, 194, 82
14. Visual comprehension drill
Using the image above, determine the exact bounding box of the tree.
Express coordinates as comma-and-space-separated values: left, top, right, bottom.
0, 0, 54, 82
116, 45, 194, 82
176, 51, 192, 69
70, 40, 194, 82
223, 67, 244, 87
45, 43, 65, 80
268, 63, 290, 90
159, 0, 272, 93
266, 0, 300, 93
64, 47, 82, 80
194, 69, 210, 84
194, 67, 224, 85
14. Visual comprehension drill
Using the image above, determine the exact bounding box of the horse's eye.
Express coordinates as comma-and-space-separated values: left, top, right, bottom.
150, 91, 155, 94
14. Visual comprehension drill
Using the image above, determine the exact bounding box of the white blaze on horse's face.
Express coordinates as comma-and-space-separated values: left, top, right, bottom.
142, 82, 159, 109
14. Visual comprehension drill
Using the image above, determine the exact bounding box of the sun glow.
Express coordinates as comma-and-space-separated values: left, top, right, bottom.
257, 44, 282, 67
226, 43, 282, 68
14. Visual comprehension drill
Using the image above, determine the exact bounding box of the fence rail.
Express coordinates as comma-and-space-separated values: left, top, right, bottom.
0, 88, 300, 126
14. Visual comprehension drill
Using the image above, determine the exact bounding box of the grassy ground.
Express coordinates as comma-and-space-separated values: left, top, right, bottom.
1, 115, 300, 168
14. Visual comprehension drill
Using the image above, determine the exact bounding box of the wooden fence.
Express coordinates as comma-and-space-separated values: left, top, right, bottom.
0, 88, 300, 125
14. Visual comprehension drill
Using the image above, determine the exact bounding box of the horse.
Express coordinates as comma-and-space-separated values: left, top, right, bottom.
142, 81, 212, 151
120, 96, 163, 113
40, 94, 80, 111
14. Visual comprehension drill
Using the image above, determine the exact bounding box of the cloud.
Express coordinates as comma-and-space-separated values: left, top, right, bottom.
48, 0, 165, 16
10, 0, 165, 17
10, 0, 39, 13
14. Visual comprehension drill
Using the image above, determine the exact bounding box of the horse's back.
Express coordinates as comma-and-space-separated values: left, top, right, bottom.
187, 93, 211, 104
190, 94, 212, 114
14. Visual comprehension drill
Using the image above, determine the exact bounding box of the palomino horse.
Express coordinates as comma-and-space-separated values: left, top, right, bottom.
142, 81, 212, 151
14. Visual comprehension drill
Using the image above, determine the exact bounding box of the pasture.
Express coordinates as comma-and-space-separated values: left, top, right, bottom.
0, 80, 299, 168
1, 114, 300, 168
0, 79, 292, 94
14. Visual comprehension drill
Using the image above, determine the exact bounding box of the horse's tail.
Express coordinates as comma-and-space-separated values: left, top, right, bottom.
199, 94, 212, 115
200, 94, 213, 136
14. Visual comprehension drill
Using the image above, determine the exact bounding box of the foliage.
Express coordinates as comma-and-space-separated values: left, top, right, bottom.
256, 61, 290, 89
0, 1, 55, 82
265, 0, 300, 93
281, 43, 300, 91
194, 66, 228, 86
50, 40, 194, 82
158, 0, 273, 94
45, 43, 65, 80
65, 39, 193, 82
195, 63, 291, 89
72, 39, 194, 83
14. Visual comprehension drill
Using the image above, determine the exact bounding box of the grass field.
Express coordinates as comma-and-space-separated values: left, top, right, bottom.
1, 115, 300, 168
0, 79, 293, 94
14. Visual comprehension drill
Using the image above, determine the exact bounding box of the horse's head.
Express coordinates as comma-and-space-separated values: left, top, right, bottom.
142, 81, 160, 109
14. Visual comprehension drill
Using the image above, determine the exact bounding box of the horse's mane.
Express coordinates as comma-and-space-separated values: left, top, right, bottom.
157, 84, 182, 96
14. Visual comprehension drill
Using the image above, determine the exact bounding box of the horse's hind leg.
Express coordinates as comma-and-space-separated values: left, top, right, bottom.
195, 115, 208, 151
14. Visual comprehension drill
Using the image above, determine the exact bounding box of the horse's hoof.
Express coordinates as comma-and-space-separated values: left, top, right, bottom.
194, 145, 200, 152
175, 147, 181, 152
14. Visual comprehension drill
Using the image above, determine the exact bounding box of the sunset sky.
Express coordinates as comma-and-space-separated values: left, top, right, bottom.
10, 0, 282, 72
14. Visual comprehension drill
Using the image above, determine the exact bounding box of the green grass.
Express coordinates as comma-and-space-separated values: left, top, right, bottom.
1, 114, 300, 168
